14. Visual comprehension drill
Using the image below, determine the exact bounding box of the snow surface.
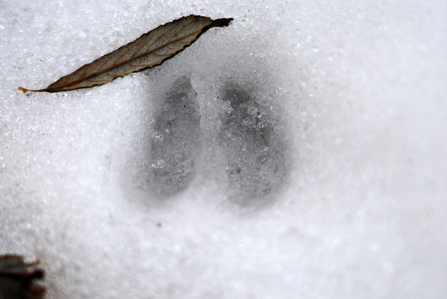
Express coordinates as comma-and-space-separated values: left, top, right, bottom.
1, 0, 447, 298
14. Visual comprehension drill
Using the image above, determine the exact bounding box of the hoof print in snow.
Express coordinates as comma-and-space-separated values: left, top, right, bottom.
148, 77, 201, 196
219, 82, 286, 203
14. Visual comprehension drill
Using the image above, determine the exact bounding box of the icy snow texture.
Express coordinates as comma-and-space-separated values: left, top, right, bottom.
147, 76, 201, 196
1, 0, 447, 298
218, 82, 286, 203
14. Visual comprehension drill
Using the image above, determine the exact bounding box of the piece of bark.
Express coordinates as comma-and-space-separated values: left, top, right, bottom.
19, 15, 233, 93
0, 255, 45, 299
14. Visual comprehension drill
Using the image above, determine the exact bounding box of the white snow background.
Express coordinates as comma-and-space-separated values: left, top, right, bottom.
1, 0, 447, 298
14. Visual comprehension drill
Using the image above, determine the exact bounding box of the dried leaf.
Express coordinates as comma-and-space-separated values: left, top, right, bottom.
19, 15, 233, 93
0, 254, 45, 299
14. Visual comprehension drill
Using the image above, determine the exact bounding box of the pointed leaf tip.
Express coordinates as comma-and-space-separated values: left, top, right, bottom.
22, 15, 234, 93
211, 18, 233, 27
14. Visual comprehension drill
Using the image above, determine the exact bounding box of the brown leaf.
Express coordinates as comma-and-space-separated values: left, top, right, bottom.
0, 254, 45, 299
19, 15, 233, 93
